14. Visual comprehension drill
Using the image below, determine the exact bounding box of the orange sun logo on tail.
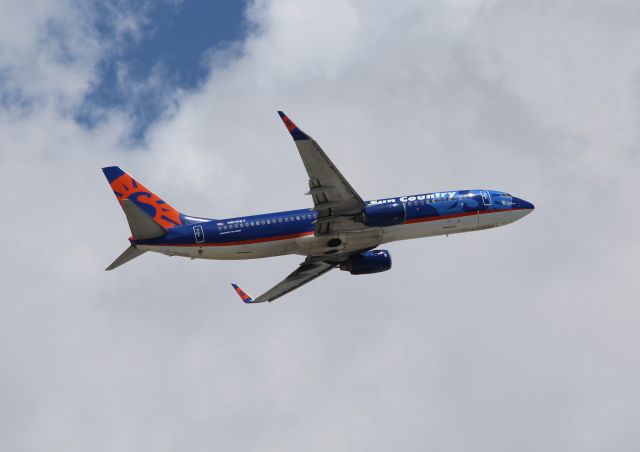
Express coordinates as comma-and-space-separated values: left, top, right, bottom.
104, 167, 183, 229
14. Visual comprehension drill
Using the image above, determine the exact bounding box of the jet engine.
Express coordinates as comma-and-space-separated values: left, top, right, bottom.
358, 202, 406, 227
340, 250, 392, 275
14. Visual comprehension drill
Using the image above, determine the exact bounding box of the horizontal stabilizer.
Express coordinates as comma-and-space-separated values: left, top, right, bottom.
121, 199, 168, 240
106, 245, 146, 271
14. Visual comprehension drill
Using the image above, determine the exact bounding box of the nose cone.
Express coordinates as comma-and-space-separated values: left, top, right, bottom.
512, 197, 535, 210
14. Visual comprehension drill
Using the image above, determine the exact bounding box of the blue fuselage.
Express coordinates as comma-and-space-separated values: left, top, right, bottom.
134, 189, 534, 258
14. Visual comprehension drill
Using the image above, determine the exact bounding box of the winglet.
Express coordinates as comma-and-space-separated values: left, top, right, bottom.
231, 283, 255, 303
277, 111, 310, 141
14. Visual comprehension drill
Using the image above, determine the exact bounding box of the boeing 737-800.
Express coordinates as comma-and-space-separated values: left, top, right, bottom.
103, 111, 534, 303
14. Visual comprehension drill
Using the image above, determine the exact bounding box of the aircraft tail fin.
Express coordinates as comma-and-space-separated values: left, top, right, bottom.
106, 245, 147, 271
120, 199, 168, 240
102, 166, 186, 231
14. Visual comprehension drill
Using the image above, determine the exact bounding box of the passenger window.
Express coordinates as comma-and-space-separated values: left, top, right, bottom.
250, 222, 254, 226
223, 225, 228, 230
267, 219, 271, 224
295, 216, 301, 220
284, 217, 289, 222
290, 217, 294, 221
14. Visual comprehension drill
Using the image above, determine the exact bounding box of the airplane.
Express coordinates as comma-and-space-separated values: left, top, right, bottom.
103, 111, 534, 304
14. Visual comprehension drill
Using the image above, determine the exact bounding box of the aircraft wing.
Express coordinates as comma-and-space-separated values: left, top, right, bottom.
278, 111, 366, 235
232, 257, 336, 303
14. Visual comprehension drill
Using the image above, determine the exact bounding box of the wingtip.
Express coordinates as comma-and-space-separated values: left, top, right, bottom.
231, 283, 254, 303
276, 111, 309, 140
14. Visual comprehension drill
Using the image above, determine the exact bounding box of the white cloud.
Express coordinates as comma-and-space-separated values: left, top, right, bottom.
1, 0, 639, 451
0, 0, 138, 113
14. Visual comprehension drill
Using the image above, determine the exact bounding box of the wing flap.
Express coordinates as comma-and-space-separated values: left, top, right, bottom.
299, 140, 365, 215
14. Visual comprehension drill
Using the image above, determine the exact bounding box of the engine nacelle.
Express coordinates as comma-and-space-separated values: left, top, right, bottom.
340, 250, 392, 275
361, 202, 406, 227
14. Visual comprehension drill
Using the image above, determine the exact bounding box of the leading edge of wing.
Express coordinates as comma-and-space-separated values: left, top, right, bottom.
231, 259, 335, 304
277, 111, 310, 141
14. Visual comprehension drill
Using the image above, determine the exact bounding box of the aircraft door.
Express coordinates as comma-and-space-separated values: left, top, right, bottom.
193, 225, 205, 243
477, 191, 496, 228
480, 191, 492, 206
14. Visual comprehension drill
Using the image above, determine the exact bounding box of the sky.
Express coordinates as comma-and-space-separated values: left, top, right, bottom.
76, 0, 247, 141
1, 1, 640, 451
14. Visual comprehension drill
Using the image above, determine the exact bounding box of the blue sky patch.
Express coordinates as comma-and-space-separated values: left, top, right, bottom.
77, 0, 248, 143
